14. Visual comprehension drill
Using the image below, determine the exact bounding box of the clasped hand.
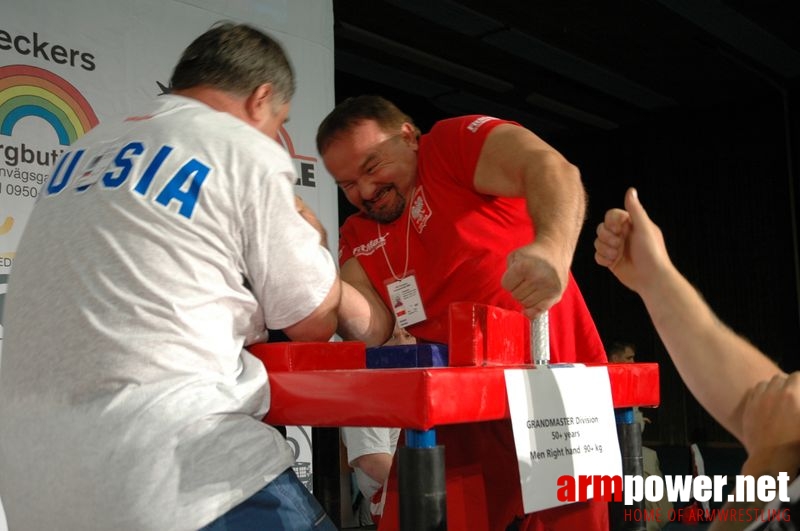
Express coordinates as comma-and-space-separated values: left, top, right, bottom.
501, 240, 568, 319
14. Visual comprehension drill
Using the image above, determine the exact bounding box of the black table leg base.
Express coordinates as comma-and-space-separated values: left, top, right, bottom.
398, 445, 447, 531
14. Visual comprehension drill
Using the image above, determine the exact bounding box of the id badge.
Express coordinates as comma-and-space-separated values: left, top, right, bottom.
385, 273, 427, 328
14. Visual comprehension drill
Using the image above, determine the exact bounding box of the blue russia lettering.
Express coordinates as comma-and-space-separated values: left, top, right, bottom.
43, 141, 209, 219
154, 159, 208, 219
134, 145, 172, 195
102, 142, 144, 188
46, 149, 84, 195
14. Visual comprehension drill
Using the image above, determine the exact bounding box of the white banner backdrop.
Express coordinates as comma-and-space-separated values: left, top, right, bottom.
0, 1, 336, 527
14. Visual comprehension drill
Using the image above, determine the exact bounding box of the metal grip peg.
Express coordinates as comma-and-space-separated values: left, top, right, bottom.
531, 311, 550, 366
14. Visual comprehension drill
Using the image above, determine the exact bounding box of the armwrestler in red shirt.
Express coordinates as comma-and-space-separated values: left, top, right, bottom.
317, 95, 608, 531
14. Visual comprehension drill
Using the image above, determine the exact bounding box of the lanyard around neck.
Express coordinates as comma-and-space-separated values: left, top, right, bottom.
376, 187, 414, 281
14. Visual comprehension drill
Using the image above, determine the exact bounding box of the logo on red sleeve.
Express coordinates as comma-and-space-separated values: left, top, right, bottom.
466, 116, 498, 133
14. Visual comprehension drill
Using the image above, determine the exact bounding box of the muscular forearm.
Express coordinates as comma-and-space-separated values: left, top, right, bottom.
639, 264, 780, 440
283, 276, 341, 342
337, 281, 393, 347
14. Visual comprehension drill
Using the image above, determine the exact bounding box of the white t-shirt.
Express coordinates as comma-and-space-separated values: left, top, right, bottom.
0, 95, 336, 530
342, 426, 400, 497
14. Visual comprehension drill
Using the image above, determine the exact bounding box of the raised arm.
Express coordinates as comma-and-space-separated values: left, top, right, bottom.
474, 123, 586, 318
594, 187, 782, 440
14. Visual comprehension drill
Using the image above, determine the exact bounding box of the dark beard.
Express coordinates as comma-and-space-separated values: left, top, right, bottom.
364, 191, 406, 224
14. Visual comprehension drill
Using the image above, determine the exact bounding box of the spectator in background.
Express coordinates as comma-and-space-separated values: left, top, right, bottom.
607, 340, 652, 429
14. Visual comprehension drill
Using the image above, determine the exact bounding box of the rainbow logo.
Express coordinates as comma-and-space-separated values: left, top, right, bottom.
0, 64, 99, 146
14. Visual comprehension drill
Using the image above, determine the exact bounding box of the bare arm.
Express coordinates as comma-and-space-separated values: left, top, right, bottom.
279, 195, 339, 341
594, 188, 781, 440
474, 124, 586, 318
292, 198, 392, 346
351, 453, 394, 486
282, 275, 341, 342
709, 373, 800, 531
337, 257, 394, 347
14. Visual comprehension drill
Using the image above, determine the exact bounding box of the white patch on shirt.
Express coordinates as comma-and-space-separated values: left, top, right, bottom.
466, 116, 498, 133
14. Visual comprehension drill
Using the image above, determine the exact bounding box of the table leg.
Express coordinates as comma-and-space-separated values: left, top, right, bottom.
312, 427, 343, 528
611, 408, 646, 531
399, 428, 447, 531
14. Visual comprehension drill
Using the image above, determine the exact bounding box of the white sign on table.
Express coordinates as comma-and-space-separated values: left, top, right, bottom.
504, 365, 623, 513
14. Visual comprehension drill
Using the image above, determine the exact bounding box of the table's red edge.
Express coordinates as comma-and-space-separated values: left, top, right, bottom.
264, 362, 660, 430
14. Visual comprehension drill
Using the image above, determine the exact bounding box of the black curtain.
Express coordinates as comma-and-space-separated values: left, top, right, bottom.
563, 93, 799, 446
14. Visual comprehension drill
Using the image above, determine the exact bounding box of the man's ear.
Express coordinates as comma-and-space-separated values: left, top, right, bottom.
400, 122, 419, 149
245, 83, 273, 121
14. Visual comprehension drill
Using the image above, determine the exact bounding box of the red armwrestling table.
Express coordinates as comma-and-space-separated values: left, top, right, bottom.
249, 304, 660, 531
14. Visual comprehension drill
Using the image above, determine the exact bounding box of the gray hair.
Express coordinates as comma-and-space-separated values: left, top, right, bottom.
170, 22, 295, 103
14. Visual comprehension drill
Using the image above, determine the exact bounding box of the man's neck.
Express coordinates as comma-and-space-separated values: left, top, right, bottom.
171, 86, 248, 122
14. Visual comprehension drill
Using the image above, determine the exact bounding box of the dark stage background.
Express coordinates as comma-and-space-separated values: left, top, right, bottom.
566, 94, 800, 446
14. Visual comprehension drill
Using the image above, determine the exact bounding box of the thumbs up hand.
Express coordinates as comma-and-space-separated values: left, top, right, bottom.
593, 187, 673, 295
